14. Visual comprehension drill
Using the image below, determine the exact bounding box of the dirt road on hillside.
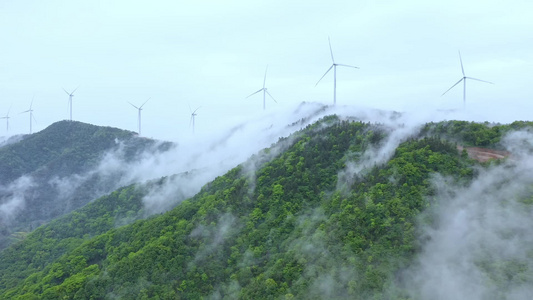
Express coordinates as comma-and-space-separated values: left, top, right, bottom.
457, 146, 510, 162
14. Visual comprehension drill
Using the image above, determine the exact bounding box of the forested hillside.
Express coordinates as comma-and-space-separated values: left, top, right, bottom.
421, 120, 533, 148
0, 121, 173, 249
1, 116, 532, 299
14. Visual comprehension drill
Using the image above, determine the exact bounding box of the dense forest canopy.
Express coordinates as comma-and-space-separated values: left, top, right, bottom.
0, 116, 532, 299
0, 120, 173, 250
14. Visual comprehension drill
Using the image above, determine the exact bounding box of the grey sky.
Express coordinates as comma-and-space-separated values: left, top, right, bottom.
1, 0, 532, 141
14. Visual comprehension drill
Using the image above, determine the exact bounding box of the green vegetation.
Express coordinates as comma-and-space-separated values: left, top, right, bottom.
0, 116, 529, 299
421, 120, 533, 148
0, 121, 132, 182
0, 183, 145, 292
0, 120, 173, 250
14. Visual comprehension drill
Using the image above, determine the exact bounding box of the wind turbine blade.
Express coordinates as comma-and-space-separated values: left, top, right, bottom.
265, 90, 277, 103
140, 97, 150, 108
128, 102, 139, 109
263, 65, 268, 89
63, 88, 70, 95
30, 96, 34, 109
19, 110, 30, 114
71, 85, 80, 95
246, 89, 264, 98
466, 77, 494, 84
189, 115, 193, 127
192, 106, 201, 115
458, 51, 465, 77
336, 63, 359, 69
315, 65, 334, 86
328, 36, 335, 63
442, 78, 464, 96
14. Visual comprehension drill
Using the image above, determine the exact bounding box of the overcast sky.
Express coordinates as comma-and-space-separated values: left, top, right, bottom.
1, 0, 532, 141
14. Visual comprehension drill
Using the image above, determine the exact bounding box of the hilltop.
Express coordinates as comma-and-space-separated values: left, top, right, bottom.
0, 120, 173, 249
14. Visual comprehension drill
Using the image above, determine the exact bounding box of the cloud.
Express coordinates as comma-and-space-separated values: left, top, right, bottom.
284, 208, 362, 299
336, 109, 427, 191
5, 102, 489, 228
0, 135, 24, 148
118, 102, 340, 214
0, 176, 35, 225
189, 213, 240, 263
405, 129, 533, 300
140, 171, 210, 215
128, 102, 475, 217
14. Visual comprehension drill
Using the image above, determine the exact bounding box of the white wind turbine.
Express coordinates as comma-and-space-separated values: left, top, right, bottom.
1, 105, 11, 132
189, 105, 200, 134
246, 65, 277, 110
63, 86, 79, 121
20, 97, 36, 134
316, 37, 359, 105
128, 98, 150, 136
442, 51, 493, 109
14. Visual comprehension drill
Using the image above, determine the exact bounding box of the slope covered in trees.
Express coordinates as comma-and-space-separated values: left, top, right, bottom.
0, 121, 173, 249
1, 116, 531, 299
421, 120, 533, 148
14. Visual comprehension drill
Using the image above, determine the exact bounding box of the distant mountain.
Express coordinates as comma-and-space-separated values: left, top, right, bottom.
0, 120, 173, 249
1, 116, 532, 299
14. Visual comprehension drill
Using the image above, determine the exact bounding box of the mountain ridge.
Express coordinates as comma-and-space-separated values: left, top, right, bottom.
0, 120, 173, 249
1, 114, 533, 299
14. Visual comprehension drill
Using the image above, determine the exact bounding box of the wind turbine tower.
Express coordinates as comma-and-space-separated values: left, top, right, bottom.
246, 65, 277, 110
63, 86, 79, 121
128, 98, 150, 136
1, 106, 11, 132
189, 106, 200, 134
20, 98, 35, 134
316, 37, 359, 105
442, 51, 493, 109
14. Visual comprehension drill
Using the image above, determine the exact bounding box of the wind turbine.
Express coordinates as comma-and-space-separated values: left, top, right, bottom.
128, 98, 150, 136
246, 65, 277, 110
189, 105, 200, 134
316, 37, 359, 105
1, 105, 11, 132
20, 97, 36, 134
442, 51, 493, 109
63, 86, 79, 121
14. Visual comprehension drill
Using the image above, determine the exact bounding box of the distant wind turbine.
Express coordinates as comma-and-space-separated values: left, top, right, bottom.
189, 105, 200, 134
1, 105, 11, 132
20, 97, 36, 134
128, 98, 150, 136
442, 51, 493, 108
63, 86, 79, 121
316, 37, 359, 105
246, 65, 277, 110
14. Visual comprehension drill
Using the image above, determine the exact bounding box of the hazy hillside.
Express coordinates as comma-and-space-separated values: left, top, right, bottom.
1, 114, 531, 299
0, 120, 173, 249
